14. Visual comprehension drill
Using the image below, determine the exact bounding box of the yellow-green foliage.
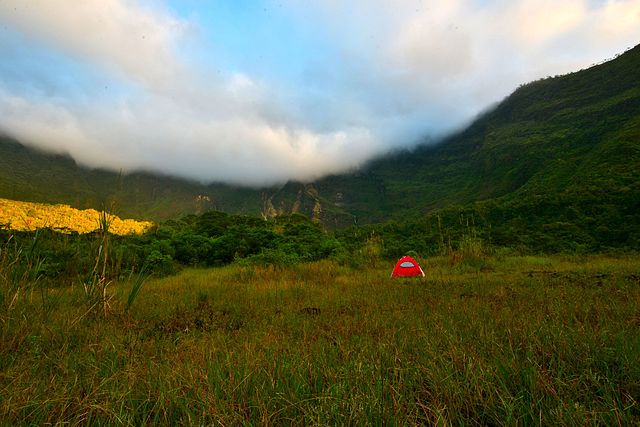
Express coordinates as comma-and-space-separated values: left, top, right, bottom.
0, 198, 152, 235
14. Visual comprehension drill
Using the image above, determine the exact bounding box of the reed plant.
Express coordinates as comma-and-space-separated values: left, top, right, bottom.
81, 209, 114, 318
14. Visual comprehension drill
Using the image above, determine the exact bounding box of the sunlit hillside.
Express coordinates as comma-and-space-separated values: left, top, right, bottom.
0, 198, 152, 235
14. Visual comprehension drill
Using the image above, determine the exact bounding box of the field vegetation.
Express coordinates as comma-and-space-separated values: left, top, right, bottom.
1, 254, 638, 424
1, 210, 638, 424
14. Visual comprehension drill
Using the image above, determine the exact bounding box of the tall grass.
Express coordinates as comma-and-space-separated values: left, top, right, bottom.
0, 255, 638, 424
124, 267, 149, 313
80, 209, 114, 318
0, 232, 46, 312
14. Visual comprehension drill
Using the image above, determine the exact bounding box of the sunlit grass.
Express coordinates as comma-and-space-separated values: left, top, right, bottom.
1, 255, 639, 424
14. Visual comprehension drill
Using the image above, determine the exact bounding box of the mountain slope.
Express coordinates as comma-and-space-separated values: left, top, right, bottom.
0, 138, 263, 220
300, 44, 640, 222
1, 44, 639, 229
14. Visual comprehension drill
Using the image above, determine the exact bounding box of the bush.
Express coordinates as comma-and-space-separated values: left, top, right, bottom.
241, 248, 300, 267
144, 250, 176, 276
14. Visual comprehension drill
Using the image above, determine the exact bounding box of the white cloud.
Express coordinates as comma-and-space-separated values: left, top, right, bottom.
0, 0, 188, 89
509, 0, 587, 45
591, 0, 640, 44
284, 0, 640, 128
0, 88, 381, 185
0, 0, 639, 185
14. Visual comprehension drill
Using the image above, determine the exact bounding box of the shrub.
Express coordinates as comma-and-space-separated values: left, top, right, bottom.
144, 250, 176, 276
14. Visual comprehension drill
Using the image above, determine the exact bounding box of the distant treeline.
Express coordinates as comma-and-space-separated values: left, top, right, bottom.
1, 213, 346, 282
2, 189, 638, 284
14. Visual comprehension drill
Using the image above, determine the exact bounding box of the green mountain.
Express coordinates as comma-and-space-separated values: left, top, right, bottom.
0, 138, 267, 220
0, 136, 361, 223
1, 44, 639, 242
306, 43, 640, 223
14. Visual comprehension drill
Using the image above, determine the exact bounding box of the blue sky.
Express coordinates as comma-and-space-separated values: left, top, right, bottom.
168, 1, 323, 79
0, 0, 639, 185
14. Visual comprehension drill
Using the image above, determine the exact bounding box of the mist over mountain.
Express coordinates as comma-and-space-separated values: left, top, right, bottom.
1, 42, 639, 243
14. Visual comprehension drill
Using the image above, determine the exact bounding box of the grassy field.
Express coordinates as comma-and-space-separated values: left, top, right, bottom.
1, 255, 639, 425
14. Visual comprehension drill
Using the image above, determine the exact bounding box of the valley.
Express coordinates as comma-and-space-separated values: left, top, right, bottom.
1, 45, 638, 231
0, 12, 638, 424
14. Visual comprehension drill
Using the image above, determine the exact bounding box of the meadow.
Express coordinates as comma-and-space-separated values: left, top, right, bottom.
1, 254, 638, 425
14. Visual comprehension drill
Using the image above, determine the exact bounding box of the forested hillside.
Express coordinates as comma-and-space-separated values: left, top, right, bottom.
1, 44, 638, 243
306, 44, 640, 223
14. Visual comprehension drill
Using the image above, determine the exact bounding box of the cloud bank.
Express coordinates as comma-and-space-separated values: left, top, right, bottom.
0, 0, 639, 185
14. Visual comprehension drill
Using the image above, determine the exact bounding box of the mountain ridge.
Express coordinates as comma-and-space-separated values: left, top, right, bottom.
1, 43, 639, 229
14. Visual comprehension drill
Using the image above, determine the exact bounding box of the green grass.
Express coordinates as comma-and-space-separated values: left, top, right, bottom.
1, 255, 639, 425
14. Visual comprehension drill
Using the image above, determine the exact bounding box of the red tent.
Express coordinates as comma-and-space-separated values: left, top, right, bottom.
391, 255, 425, 278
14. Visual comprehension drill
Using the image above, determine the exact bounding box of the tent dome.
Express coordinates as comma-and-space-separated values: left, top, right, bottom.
391, 256, 425, 278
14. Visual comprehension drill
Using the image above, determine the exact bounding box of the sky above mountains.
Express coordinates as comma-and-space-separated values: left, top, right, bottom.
1, 0, 639, 186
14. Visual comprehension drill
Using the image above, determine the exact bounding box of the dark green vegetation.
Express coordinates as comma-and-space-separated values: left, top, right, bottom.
2, 45, 639, 240
3, 200, 623, 293
1, 255, 639, 424
0, 213, 343, 282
